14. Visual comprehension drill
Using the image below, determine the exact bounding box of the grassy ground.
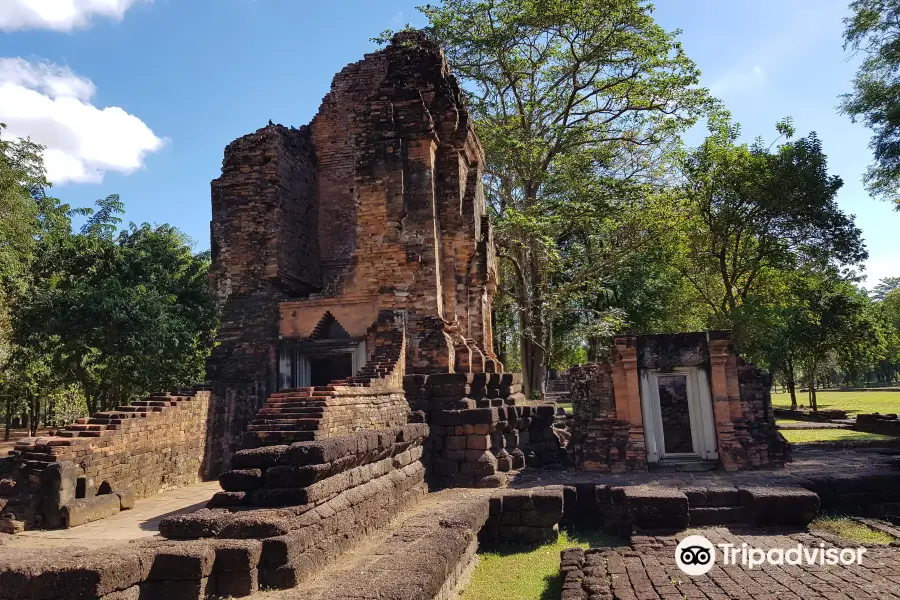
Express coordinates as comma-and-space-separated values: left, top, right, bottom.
810, 515, 894, 545
461, 529, 619, 600
558, 403, 572, 415
772, 390, 900, 416
779, 428, 894, 443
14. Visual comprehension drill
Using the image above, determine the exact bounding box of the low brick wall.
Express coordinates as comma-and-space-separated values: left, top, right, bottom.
8, 391, 210, 500
560, 482, 819, 535
482, 488, 564, 544
427, 405, 564, 489
855, 413, 900, 437
1, 391, 210, 531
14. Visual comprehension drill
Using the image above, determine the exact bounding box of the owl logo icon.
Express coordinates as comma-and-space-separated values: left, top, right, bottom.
676, 535, 716, 576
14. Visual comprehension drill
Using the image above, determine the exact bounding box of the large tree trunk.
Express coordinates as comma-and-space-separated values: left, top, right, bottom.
3, 395, 10, 441
520, 303, 547, 399
785, 360, 798, 410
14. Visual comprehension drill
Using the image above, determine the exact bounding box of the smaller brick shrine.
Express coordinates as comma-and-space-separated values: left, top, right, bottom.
568, 331, 788, 472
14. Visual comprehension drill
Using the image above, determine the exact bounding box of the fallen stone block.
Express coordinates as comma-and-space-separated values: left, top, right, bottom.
741, 486, 819, 527
116, 489, 135, 511
38, 461, 77, 529
0, 517, 25, 534
231, 445, 289, 469
219, 469, 264, 492
63, 493, 121, 528
146, 542, 216, 581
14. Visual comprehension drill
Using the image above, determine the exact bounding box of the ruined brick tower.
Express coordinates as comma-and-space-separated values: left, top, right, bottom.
204, 32, 506, 474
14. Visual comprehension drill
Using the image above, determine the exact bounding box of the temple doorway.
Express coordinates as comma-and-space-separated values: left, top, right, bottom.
639, 367, 718, 462
309, 354, 354, 386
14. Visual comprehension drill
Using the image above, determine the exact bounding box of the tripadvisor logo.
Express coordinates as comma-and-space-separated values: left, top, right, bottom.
676, 535, 716, 575
675, 534, 868, 576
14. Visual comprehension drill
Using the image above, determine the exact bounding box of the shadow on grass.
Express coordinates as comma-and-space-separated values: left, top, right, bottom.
469, 527, 625, 600
480, 527, 622, 557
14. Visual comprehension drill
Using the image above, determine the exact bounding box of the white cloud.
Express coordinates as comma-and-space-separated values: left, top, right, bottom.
709, 65, 766, 98
0, 58, 165, 184
0, 0, 148, 32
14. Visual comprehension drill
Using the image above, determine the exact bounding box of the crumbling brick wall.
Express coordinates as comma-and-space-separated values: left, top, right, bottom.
206, 125, 319, 476
568, 364, 639, 472
2, 391, 210, 531
208, 33, 507, 475
18, 392, 209, 500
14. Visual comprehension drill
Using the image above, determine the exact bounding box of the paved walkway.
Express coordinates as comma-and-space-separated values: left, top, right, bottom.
509, 446, 900, 489
562, 527, 900, 600
0, 481, 220, 549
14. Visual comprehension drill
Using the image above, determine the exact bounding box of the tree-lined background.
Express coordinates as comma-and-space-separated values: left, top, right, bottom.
384, 0, 900, 403
2, 0, 900, 438
0, 125, 217, 437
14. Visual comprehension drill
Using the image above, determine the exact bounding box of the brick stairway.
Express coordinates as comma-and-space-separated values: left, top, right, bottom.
9, 391, 204, 471
545, 377, 570, 403
244, 386, 339, 445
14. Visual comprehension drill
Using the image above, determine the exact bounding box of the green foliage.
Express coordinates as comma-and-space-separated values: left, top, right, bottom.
0, 137, 218, 430
673, 114, 867, 322
872, 276, 900, 301
841, 0, 900, 208
406, 0, 712, 393
15, 204, 218, 414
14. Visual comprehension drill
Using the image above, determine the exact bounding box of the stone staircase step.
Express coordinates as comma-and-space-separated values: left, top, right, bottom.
249, 431, 316, 443
689, 506, 749, 526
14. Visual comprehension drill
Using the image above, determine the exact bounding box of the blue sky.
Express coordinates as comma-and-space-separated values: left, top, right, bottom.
0, 0, 895, 287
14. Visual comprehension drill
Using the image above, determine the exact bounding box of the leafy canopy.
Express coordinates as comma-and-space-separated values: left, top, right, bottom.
841, 0, 900, 208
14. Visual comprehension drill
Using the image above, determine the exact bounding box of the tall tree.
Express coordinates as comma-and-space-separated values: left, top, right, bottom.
401, 0, 711, 395
841, 0, 900, 208
790, 271, 888, 409
871, 275, 900, 301
673, 115, 867, 332
15, 200, 218, 415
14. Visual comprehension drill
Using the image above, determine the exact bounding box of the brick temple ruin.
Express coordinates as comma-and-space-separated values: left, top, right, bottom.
6, 31, 894, 600
568, 332, 789, 473
0, 31, 558, 536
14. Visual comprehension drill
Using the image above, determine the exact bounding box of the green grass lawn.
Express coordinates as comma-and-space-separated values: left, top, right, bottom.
779, 428, 895, 443
810, 515, 894, 545
461, 530, 619, 600
557, 402, 572, 415
772, 390, 900, 416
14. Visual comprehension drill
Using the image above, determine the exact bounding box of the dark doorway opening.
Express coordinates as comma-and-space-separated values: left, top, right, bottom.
657, 374, 693, 454
309, 354, 353, 386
